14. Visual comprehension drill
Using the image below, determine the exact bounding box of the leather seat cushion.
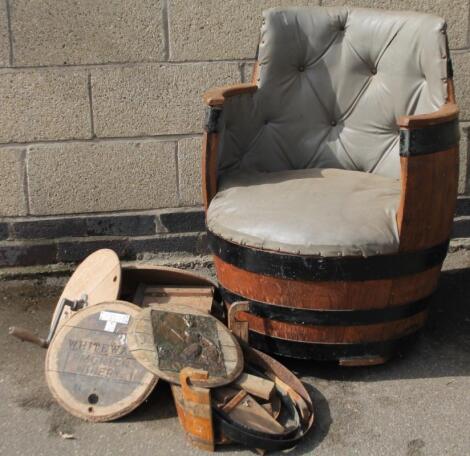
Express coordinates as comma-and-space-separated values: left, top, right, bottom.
207, 168, 401, 257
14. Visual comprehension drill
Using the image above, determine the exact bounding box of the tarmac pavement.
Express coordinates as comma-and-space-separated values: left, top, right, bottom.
0, 250, 469, 456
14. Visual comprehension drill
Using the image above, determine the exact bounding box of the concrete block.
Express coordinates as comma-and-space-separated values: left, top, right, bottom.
391, 0, 469, 49
178, 137, 203, 206
168, 0, 320, 61
242, 63, 256, 84
452, 216, 470, 238
0, 69, 90, 142
57, 238, 129, 263
11, 217, 87, 240
9, 212, 157, 239
0, 1, 9, 66
0, 148, 27, 216
160, 208, 205, 233
0, 223, 8, 240
459, 122, 469, 195
91, 63, 240, 137
452, 52, 470, 121
0, 241, 57, 267
10, 0, 165, 66
456, 196, 470, 216
27, 140, 178, 215
126, 233, 205, 259
86, 214, 156, 237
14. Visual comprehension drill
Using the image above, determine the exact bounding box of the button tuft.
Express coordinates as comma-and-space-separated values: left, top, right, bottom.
331, 120, 337, 127
298, 65, 305, 72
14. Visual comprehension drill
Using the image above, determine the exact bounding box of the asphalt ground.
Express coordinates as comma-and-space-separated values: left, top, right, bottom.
0, 250, 469, 456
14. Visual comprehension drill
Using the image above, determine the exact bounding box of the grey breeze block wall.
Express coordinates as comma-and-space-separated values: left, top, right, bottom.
0, 0, 469, 268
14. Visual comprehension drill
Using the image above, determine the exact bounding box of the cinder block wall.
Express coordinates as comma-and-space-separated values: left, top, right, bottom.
0, 0, 469, 267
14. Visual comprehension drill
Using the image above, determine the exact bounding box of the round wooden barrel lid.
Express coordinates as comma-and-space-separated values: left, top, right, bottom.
50, 249, 121, 329
45, 301, 158, 422
128, 304, 243, 388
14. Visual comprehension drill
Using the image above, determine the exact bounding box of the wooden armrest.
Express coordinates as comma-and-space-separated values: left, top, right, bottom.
397, 103, 459, 129
203, 83, 258, 107
397, 100, 460, 251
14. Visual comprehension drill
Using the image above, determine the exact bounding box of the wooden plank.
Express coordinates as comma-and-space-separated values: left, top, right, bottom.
178, 368, 215, 452
221, 390, 248, 413
51, 249, 121, 330
397, 147, 458, 251
203, 83, 258, 107
134, 284, 214, 314
233, 373, 275, 401
212, 386, 240, 407
225, 393, 285, 435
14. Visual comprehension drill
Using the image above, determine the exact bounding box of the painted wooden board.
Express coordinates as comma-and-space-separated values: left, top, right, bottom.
45, 301, 158, 422
133, 284, 214, 314
128, 304, 243, 388
50, 249, 121, 330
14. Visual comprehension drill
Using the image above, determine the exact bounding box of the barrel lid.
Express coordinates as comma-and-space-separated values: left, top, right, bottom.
128, 304, 243, 388
50, 249, 121, 329
45, 301, 158, 422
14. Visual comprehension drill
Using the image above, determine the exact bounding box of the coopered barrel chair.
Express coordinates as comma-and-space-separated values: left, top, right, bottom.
202, 7, 459, 366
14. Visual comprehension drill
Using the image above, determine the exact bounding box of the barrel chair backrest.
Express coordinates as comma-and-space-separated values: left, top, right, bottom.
217, 7, 449, 179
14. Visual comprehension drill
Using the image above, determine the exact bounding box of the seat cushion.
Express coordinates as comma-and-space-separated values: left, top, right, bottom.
207, 168, 401, 257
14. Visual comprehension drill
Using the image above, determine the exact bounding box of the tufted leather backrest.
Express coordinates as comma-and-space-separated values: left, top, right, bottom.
217, 7, 449, 179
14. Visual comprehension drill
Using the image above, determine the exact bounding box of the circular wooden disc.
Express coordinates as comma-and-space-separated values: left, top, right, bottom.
51, 249, 121, 328
45, 301, 158, 422
128, 304, 243, 388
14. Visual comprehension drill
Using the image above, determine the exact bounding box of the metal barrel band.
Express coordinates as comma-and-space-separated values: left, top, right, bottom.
213, 376, 305, 451
208, 231, 449, 282
400, 118, 460, 157
221, 287, 431, 326
248, 331, 420, 361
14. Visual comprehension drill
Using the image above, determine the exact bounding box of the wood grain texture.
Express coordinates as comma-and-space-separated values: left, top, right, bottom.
397, 80, 459, 251
179, 368, 215, 451
172, 383, 217, 450
127, 304, 243, 388
215, 257, 440, 310
232, 373, 275, 401
120, 263, 219, 301
45, 301, 158, 422
203, 83, 258, 107
397, 102, 458, 128
134, 285, 214, 314
51, 249, 121, 330
241, 311, 427, 344
397, 147, 459, 251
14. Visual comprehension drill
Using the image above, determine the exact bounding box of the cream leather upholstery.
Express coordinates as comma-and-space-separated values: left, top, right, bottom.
207, 168, 400, 257
207, 7, 449, 257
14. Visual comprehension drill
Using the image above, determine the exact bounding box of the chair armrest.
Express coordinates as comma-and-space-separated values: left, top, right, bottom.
203, 83, 258, 107
397, 103, 459, 129
396, 102, 460, 251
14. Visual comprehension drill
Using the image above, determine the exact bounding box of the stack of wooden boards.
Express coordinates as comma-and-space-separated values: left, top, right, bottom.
9, 249, 314, 452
